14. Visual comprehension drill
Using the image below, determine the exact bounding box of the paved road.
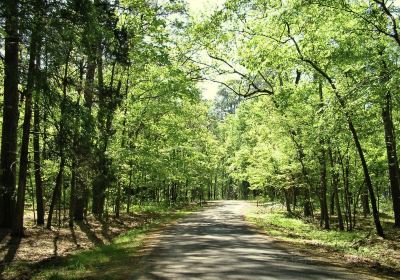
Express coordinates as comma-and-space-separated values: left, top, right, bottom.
131, 201, 376, 280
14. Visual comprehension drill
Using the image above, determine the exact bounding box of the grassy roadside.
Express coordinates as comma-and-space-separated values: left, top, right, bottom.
2, 205, 199, 280
245, 204, 400, 277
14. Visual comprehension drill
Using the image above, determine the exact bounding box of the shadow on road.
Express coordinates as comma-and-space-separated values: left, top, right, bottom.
130, 201, 370, 280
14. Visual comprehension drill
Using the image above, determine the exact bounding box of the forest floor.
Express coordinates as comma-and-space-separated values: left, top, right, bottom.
246, 202, 400, 279
0, 204, 199, 280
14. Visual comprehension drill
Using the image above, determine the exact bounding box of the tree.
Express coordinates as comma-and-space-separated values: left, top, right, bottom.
0, 0, 20, 229
13, 0, 44, 236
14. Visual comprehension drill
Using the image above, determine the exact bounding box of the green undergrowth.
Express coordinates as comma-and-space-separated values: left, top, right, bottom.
4, 206, 198, 280
246, 206, 400, 274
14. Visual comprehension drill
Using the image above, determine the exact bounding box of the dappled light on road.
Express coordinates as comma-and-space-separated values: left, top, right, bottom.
131, 201, 373, 280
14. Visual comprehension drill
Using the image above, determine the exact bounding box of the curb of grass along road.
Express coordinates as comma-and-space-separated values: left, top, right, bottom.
26, 207, 200, 280
244, 207, 399, 280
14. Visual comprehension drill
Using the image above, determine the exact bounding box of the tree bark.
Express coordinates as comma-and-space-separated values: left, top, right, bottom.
284, 189, 291, 213
381, 91, 400, 226
115, 183, 121, 218
319, 148, 329, 229
92, 48, 106, 216
46, 50, 70, 229
329, 148, 344, 231
290, 32, 384, 236
348, 121, 383, 236
46, 158, 65, 229
12, 2, 42, 235
33, 68, 44, 226
0, 0, 19, 228
69, 157, 77, 227
318, 82, 329, 230
362, 185, 370, 217
288, 131, 313, 217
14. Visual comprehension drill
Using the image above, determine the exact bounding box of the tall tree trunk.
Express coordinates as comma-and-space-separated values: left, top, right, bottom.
46, 158, 65, 229
362, 185, 370, 217
292, 186, 297, 211
288, 131, 313, 217
381, 90, 400, 226
46, 50, 70, 229
92, 48, 106, 216
318, 82, 329, 230
0, 0, 19, 228
115, 75, 129, 218
12, 3, 41, 235
92, 56, 120, 215
340, 152, 353, 230
330, 190, 335, 216
73, 58, 96, 221
329, 148, 344, 231
69, 157, 77, 227
127, 163, 133, 214
33, 71, 44, 226
115, 183, 121, 218
291, 34, 384, 236
69, 60, 84, 227
284, 189, 291, 213
214, 174, 217, 200
84, 61, 96, 109
348, 122, 383, 236
319, 148, 329, 229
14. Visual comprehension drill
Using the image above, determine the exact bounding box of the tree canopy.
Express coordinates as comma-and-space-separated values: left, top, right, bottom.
0, 0, 400, 243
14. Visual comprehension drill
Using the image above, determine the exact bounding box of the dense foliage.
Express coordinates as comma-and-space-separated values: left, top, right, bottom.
1, 0, 400, 243
191, 0, 400, 237
0, 0, 220, 237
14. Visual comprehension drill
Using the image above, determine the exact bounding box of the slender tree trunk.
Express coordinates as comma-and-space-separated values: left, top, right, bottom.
0, 0, 19, 228
73, 58, 95, 221
47, 50, 70, 229
381, 91, 400, 226
69, 157, 77, 227
318, 82, 329, 230
214, 174, 217, 200
12, 7, 41, 236
69, 60, 84, 227
330, 190, 335, 216
27, 172, 35, 226
319, 148, 329, 229
47, 158, 65, 229
284, 189, 291, 213
362, 185, 370, 217
292, 186, 297, 211
84, 61, 96, 109
33, 74, 44, 226
348, 121, 383, 236
288, 131, 313, 217
341, 153, 353, 230
292, 36, 384, 236
115, 183, 121, 218
92, 48, 109, 216
329, 148, 344, 231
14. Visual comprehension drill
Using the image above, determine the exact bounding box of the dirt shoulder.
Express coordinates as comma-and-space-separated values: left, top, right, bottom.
0, 205, 198, 280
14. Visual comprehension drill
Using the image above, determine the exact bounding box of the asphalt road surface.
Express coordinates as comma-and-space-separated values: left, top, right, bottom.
131, 201, 377, 280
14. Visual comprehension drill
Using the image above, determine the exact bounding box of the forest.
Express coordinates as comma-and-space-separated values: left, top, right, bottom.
1, 0, 400, 279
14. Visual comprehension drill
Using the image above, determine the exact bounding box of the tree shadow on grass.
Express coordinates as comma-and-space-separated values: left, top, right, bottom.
0, 229, 9, 243
76, 221, 104, 246
53, 230, 60, 257
0, 236, 22, 276
30, 227, 146, 280
97, 217, 112, 243
70, 226, 82, 250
